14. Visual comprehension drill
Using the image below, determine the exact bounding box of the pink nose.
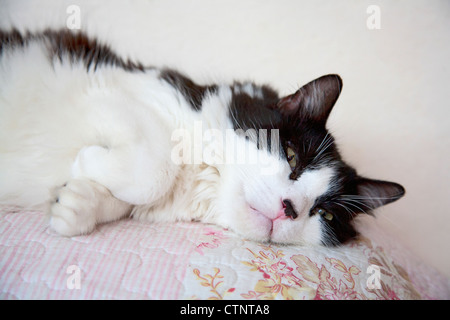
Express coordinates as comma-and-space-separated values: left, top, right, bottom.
273, 199, 298, 221
282, 199, 298, 219
274, 208, 288, 221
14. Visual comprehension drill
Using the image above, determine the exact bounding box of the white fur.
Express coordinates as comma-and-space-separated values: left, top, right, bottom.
0, 37, 335, 245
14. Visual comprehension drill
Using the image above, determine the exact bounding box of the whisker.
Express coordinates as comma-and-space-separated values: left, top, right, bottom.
333, 202, 357, 218
315, 139, 334, 160
307, 139, 313, 153
322, 221, 339, 246
339, 194, 399, 200
315, 133, 330, 154
339, 199, 370, 213
340, 198, 373, 208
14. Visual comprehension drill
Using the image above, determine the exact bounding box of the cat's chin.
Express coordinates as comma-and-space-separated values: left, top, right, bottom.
240, 206, 273, 242
233, 205, 294, 245
272, 215, 325, 246
242, 205, 323, 246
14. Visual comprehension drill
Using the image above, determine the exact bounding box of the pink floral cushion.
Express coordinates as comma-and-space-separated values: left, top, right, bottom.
1, 206, 449, 299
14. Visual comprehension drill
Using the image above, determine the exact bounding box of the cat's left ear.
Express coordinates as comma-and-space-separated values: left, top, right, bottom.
355, 178, 405, 214
277, 74, 342, 123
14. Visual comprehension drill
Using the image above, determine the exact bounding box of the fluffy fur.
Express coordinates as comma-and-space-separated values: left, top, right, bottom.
0, 30, 405, 246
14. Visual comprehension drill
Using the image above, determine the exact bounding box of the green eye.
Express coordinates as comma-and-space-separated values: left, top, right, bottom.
286, 147, 296, 169
323, 212, 333, 221
313, 208, 333, 221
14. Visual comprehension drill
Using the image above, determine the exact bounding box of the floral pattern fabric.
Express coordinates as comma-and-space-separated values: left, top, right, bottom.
1, 207, 449, 299
185, 224, 445, 300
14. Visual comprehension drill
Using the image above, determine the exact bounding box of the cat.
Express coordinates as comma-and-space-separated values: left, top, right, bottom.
0, 29, 405, 246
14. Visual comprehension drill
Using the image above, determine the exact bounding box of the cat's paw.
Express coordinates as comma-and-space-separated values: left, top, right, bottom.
49, 179, 99, 236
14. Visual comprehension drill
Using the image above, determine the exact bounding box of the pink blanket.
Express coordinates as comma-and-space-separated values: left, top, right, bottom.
1, 206, 449, 299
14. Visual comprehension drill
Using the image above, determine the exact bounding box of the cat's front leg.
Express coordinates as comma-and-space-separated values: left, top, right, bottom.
71, 143, 178, 205
49, 178, 132, 236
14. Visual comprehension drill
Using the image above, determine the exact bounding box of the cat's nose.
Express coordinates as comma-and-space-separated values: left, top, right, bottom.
282, 199, 298, 219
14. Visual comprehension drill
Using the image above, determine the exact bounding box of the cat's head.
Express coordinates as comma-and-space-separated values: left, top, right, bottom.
216, 74, 405, 246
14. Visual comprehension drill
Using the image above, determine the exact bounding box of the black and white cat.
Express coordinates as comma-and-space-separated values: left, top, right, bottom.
0, 30, 405, 246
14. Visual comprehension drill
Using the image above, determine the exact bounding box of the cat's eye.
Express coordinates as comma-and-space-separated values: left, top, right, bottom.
313, 208, 333, 221
286, 147, 296, 169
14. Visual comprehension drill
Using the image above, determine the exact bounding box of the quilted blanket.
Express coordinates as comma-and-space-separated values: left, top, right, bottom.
1, 206, 449, 300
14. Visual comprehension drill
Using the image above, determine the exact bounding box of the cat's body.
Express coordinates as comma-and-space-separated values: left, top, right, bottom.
0, 30, 405, 246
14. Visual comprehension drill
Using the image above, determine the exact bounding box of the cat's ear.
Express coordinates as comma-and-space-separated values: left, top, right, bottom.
355, 178, 405, 213
277, 74, 342, 123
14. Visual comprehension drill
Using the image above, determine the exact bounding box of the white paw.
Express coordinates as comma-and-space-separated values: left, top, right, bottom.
49, 179, 100, 236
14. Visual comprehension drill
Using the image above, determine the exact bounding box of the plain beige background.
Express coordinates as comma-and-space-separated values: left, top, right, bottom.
1, 0, 449, 278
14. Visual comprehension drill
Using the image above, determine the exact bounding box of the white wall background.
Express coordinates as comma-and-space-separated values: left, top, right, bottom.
1, 0, 449, 277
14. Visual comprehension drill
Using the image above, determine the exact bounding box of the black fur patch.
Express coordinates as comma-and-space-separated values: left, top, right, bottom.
159, 69, 218, 111
0, 29, 145, 72
0, 29, 26, 53
229, 82, 280, 131
229, 82, 282, 153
